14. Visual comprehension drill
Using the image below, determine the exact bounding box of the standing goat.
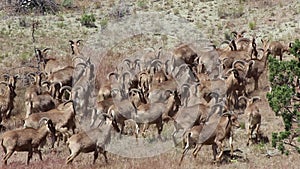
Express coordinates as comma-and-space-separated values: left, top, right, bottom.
66, 114, 112, 164
1, 118, 55, 165
261, 39, 290, 61
239, 96, 262, 146
179, 111, 240, 165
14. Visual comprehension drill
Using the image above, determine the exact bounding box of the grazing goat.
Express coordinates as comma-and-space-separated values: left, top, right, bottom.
1, 118, 55, 165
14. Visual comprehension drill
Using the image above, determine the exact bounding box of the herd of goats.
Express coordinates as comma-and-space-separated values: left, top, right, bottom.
0, 30, 299, 166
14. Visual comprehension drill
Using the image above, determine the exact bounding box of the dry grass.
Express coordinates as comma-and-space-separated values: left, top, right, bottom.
0, 0, 300, 168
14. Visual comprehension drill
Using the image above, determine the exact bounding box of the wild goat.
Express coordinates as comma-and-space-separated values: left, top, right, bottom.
239, 96, 262, 146
24, 101, 76, 147
1, 118, 55, 165
35, 48, 68, 75
66, 114, 112, 164
179, 111, 240, 165
0, 80, 17, 123
134, 90, 180, 140
261, 39, 290, 61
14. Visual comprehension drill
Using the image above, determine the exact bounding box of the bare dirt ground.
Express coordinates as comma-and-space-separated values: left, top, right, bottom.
0, 0, 300, 169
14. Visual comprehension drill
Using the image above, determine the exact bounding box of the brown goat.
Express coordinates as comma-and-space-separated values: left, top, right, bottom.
261, 39, 290, 61
239, 96, 262, 146
179, 111, 240, 165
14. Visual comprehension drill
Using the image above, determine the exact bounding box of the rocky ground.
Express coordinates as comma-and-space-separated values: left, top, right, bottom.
0, 0, 300, 168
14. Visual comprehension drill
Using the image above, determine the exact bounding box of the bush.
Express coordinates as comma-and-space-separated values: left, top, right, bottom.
80, 13, 97, 28
15, 0, 59, 14
267, 53, 300, 154
290, 39, 300, 61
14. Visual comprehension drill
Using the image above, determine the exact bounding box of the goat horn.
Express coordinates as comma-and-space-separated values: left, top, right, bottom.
122, 58, 132, 64
2, 73, 10, 78
222, 111, 233, 117
59, 86, 72, 93
241, 30, 247, 35
257, 48, 264, 51
225, 68, 235, 76
107, 71, 119, 80
151, 59, 162, 67
39, 117, 50, 125
69, 40, 74, 44
42, 48, 51, 53
236, 38, 250, 44
181, 83, 191, 90
129, 88, 141, 93
220, 40, 231, 45
0, 81, 8, 85
238, 96, 248, 102
252, 96, 261, 102
233, 60, 246, 68
72, 56, 86, 62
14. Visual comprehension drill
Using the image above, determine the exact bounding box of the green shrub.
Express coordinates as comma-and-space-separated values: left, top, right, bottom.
80, 13, 97, 28
62, 0, 73, 8
290, 39, 300, 61
267, 51, 300, 154
249, 21, 256, 30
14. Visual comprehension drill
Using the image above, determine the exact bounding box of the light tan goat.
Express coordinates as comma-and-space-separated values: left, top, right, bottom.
66, 114, 112, 164
179, 111, 240, 165
1, 118, 55, 165
239, 96, 262, 146
261, 39, 290, 61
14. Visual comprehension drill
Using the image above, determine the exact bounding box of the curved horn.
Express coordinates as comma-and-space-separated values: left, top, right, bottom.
175, 64, 189, 77
241, 30, 247, 35
181, 83, 191, 90
39, 117, 50, 126
236, 38, 250, 44
248, 60, 255, 68
122, 71, 132, 79
150, 59, 162, 67
69, 40, 74, 44
59, 86, 72, 93
2, 73, 10, 79
76, 40, 83, 44
222, 111, 233, 117
129, 88, 141, 94
107, 71, 119, 80
251, 96, 261, 103
231, 31, 237, 36
123, 58, 132, 64
42, 48, 51, 53
225, 68, 236, 76
72, 56, 86, 63
0, 81, 8, 86
238, 96, 248, 104
232, 60, 246, 68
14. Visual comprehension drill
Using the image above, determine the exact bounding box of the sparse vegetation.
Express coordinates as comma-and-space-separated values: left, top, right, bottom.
80, 13, 97, 28
249, 21, 256, 30
0, 0, 300, 169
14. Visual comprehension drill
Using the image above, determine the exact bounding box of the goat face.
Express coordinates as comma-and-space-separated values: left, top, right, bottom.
230, 114, 240, 128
